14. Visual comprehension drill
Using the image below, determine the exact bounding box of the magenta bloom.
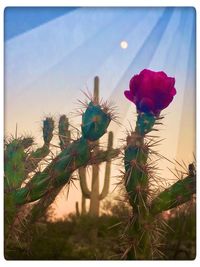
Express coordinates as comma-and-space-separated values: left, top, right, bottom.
124, 69, 176, 115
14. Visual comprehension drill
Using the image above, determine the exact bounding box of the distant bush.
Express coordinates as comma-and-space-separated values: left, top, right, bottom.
5, 200, 195, 260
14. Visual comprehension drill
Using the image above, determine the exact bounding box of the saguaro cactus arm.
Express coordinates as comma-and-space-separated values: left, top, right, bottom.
93, 76, 99, 104
84, 77, 100, 216
90, 148, 120, 164
99, 131, 113, 200
79, 167, 91, 199
81, 195, 86, 214
75, 201, 80, 216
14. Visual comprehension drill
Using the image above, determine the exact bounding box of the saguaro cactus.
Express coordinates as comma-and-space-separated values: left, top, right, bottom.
122, 69, 196, 260
78, 77, 116, 216
79, 131, 114, 216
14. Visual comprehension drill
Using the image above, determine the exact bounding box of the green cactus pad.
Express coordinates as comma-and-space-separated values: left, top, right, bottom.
81, 102, 111, 141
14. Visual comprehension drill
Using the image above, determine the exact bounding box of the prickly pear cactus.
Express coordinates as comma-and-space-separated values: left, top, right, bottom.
79, 131, 115, 216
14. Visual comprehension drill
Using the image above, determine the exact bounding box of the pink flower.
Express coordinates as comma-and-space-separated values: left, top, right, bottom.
124, 69, 176, 115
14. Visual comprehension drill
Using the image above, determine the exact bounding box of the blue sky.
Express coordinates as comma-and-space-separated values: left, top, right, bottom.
4, 7, 78, 40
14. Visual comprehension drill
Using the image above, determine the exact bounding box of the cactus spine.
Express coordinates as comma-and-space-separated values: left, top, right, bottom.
78, 77, 114, 216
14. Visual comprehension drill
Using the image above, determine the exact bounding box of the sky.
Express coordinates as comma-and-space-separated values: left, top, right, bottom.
4, 7, 196, 219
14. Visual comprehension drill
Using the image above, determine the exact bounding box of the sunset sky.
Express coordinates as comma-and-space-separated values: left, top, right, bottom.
4, 7, 196, 219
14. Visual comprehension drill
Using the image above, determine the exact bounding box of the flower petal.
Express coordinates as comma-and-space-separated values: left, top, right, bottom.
138, 97, 155, 113
124, 90, 134, 102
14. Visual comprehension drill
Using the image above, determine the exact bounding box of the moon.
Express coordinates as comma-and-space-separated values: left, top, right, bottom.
120, 40, 128, 49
